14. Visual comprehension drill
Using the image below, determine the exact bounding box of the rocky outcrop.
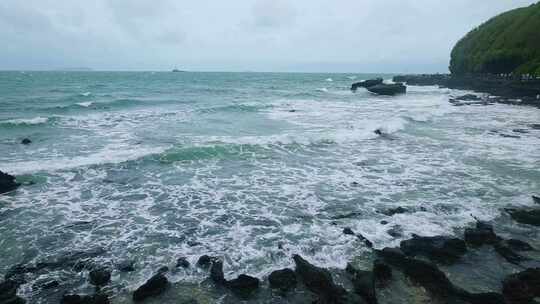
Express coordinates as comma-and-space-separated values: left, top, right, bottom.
502, 268, 540, 304
268, 268, 297, 292
0, 171, 19, 194
89, 268, 111, 287
507, 208, 540, 226
132, 274, 169, 302
464, 221, 500, 246
400, 235, 467, 264
351, 79, 383, 91
366, 84, 406, 96
60, 294, 109, 304
208, 259, 260, 298
0, 280, 25, 304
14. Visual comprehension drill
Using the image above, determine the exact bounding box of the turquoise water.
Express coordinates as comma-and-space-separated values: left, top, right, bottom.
1, 71, 540, 302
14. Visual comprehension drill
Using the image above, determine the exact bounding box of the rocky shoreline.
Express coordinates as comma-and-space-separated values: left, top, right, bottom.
392, 74, 540, 108
2, 181, 540, 303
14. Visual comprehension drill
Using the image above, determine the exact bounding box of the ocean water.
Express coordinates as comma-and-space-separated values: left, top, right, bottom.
1, 71, 540, 302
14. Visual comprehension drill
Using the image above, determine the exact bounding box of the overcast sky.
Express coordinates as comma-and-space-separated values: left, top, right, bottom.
0, 0, 536, 72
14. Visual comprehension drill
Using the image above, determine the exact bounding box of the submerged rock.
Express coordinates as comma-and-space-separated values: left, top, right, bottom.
343, 227, 355, 236
176, 257, 190, 269
453, 94, 481, 101
502, 268, 540, 304
351, 78, 383, 91
0, 280, 25, 304
351, 270, 376, 304
366, 83, 406, 96
0, 171, 20, 194
533, 195, 540, 205
116, 260, 135, 272
507, 208, 540, 226
196, 255, 216, 269
400, 235, 466, 264
268, 268, 297, 292
209, 260, 225, 285
293, 254, 347, 303
373, 259, 392, 287
494, 242, 527, 265
504, 239, 534, 251
380, 206, 409, 216
21, 138, 31, 145
89, 268, 111, 287
132, 274, 169, 302
61, 294, 109, 304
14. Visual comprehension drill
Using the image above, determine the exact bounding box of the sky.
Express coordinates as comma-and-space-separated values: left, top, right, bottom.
0, 0, 537, 73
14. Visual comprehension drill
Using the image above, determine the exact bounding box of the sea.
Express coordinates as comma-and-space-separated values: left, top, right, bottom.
1, 71, 539, 303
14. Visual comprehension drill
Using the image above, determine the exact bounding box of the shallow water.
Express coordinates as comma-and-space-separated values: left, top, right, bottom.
1, 71, 539, 302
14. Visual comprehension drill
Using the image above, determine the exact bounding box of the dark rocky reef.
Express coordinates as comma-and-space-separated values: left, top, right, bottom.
132, 273, 169, 302
0, 170, 20, 194
351, 78, 383, 91
366, 83, 406, 96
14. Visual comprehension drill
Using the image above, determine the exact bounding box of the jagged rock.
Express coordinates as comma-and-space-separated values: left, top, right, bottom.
366, 84, 406, 96
464, 221, 500, 246
507, 208, 540, 226
400, 235, 466, 264
89, 268, 111, 287
176, 257, 190, 268
351, 78, 383, 91
0, 280, 25, 304
21, 138, 31, 145
373, 259, 392, 287
343, 227, 355, 235
533, 195, 540, 204
268, 268, 297, 292
116, 260, 135, 272
225, 275, 260, 299
0, 171, 20, 194
293, 254, 347, 303
157, 266, 169, 274
209, 260, 225, 285
60, 294, 109, 304
196, 255, 215, 269
351, 271, 376, 304
494, 242, 527, 265
132, 274, 169, 302
502, 268, 540, 304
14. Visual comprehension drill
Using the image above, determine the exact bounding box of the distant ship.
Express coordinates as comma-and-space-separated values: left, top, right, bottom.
172, 68, 184, 72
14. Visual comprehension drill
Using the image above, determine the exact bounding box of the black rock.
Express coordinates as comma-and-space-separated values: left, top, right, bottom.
380, 206, 409, 216
225, 274, 260, 299
293, 254, 347, 303
502, 268, 540, 304
494, 242, 527, 265
366, 83, 406, 96
379, 220, 388, 225
373, 259, 392, 287
268, 268, 297, 292
400, 235, 466, 264
132, 273, 169, 302
61, 294, 109, 304
21, 138, 31, 145
454, 94, 481, 101
176, 257, 190, 268
513, 129, 529, 134
209, 260, 226, 285
533, 195, 540, 205
89, 268, 111, 286
40, 280, 60, 290
507, 208, 540, 226
116, 260, 135, 272
157, 266, 169, 274
0, 171, 20, 195
196, 255, 215, 269
343, 227, 355, 235
464, 221, 500, 246
351, 271, 376, 304
386, 225, 403, 238
529, 124, 540, 130
504, 239, 534, 251
0, 280, 25, 304
351, 78, 383, 91
356, 233, 373, 248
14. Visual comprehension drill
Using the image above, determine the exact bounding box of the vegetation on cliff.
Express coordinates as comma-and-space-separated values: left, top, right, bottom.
450, 2, 540, 76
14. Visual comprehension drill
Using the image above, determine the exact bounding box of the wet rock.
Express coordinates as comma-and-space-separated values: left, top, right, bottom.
379, 220, 388, 225
373, 259, 392, 287
386, 225, 403, 238
351, 271, 376, 304
343, 227, 355, 236
116, 260, 135, 272
0, 171, 20, 195
507, 208, 540, 226
356, 233, 373, 248
380, 206, 408, 216
21, 138, 31, 145
209, 260, 225, 285
454, 94, 481, 101
293, 254, 347, 303
533, 195, 540, 204
351, 78, 383, 91
0, 280, 25, 304
366, 83, 406, 96
504, 239, 534, 251
494, 242, 527, 265
61, 294, 109, 304
512, 129, 529, 134
89, 268, 111, 287
268, 268, 297, 292
38, 279, 59, 290
196, 255, 215, 269
225, 275, 260, 299
132, 273, 169, 302
502, 268, 540, 304
529, 124, 540, 130
157, 266, 169, 274
499, 133, 521, 139
400, 235, 467, 264
464, 221, 500, 246
176, 257, 190, 268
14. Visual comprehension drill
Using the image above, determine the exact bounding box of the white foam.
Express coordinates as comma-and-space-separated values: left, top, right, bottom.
1, 117, 49, 125
80, 92, 92, 97
76, 101, 94, 107
325, 78, 333, 82
316, 88, 329, 92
